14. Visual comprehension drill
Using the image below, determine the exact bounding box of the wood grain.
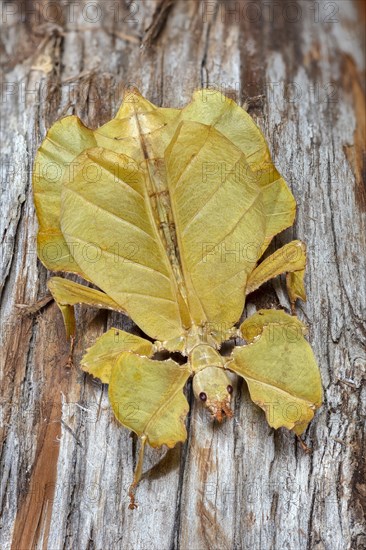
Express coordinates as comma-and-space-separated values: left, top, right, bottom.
1, 1, 365, 549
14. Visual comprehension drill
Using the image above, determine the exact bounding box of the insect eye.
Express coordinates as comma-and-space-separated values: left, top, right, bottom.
199, 392, 207, 402
227, 385, 233, 394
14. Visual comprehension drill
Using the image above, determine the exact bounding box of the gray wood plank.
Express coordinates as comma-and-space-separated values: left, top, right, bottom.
1, 1, 365, 549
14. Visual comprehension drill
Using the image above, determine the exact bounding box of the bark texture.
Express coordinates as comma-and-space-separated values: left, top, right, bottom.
1, 1, 365, 549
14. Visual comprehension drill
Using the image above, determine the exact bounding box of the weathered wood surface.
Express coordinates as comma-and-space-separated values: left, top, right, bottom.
1, 1, 365, 549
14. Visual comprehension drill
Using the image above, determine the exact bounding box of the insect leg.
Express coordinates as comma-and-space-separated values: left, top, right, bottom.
245, 240, 306, 310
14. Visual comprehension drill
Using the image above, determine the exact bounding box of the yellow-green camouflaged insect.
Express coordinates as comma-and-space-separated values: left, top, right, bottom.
33, 88, 322, 508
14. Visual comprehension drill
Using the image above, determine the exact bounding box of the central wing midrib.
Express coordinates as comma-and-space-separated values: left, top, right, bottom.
133, 108, 193, 329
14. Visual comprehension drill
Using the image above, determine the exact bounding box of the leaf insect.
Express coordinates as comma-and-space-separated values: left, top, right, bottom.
33, 88, 322, 508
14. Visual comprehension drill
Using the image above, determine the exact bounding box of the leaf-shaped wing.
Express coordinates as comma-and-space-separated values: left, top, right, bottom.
60, 147, 187, 341
109, 353, 190, 447
181, 90, 273, 177
95, 88, 180, 160
230, 310, 322, 435
81, 328, 154, 383
33, 116, 97, 274
165, 121, 266, 330
95, 90, 182, 251
180, 90, 296, 253
33, 89, 179, 275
